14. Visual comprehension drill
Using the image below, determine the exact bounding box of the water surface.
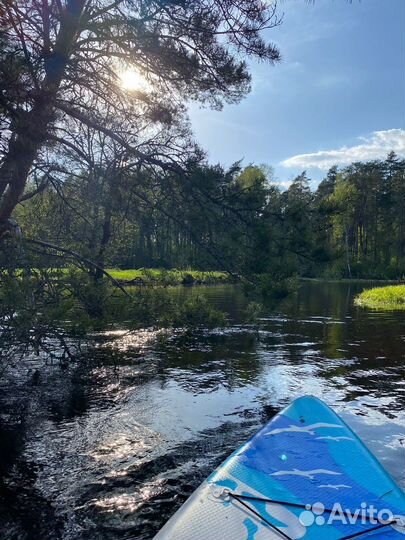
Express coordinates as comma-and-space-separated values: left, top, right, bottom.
1, 281, 404, 539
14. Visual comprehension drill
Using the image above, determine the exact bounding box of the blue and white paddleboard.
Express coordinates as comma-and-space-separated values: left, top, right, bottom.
154, 396, 405, 539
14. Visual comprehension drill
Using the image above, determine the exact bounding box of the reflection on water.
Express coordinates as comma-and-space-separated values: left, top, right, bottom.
0, 281, 404, 539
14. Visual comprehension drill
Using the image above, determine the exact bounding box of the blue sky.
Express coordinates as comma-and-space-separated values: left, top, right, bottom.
188, 0, 405, 188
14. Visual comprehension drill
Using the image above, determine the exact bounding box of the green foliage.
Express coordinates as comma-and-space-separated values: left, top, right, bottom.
355, 285, 405, 310
92, 286, 227, 329
321, 155, 405, 279
16, 162, 290, 278
169, 296, 227, 328
0, 267, 229, 367
242, 274, 298, 307
243, 302, 263, 324
106, 268, 230, 286
0, 268, 93, 365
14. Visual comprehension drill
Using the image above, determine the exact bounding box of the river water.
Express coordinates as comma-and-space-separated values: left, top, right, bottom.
0, 281, 404, 539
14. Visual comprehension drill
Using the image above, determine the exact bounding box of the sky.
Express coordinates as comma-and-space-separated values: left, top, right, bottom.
188, 0, 405, 189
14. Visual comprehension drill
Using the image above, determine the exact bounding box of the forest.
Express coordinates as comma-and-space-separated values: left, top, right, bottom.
14, 151, 405, 281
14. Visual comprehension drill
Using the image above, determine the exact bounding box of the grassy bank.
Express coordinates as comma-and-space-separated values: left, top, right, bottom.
106, 268, 232, 286
355, 285, 405, 310
301, 277, 399, 284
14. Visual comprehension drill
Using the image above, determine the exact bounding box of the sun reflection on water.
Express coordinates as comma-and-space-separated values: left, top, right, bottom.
98, 328, 164, 352
92, 479, 166, 513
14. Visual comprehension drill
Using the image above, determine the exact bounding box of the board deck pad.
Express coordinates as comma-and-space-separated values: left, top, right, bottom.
154, 396, 405, 539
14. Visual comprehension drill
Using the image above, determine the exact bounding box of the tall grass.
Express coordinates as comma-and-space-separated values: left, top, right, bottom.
355, 285, 405, 310
106, 268, 230, 286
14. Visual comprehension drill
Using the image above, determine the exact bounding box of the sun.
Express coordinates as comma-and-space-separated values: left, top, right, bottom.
119, 68, 149, 91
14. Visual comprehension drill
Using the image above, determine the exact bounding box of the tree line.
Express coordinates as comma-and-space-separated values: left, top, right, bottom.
14, 152, 405, 281
315, 151, 405, 279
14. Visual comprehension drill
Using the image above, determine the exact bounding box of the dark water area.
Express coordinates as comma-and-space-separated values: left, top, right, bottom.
1, 281, 404, 539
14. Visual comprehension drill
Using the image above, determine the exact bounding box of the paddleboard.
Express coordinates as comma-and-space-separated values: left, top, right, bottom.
154, 396, 405, 539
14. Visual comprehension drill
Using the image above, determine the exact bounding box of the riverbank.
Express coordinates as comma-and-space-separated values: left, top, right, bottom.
106, 268, 232, 286
355, 285, 405, 310
301, 277, 401, 284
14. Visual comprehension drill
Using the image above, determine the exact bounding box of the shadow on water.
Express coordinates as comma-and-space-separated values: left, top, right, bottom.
0, 281, 404, 539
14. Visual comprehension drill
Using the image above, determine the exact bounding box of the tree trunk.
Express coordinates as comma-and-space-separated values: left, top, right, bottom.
344, 224, 352, 279
94, 196, 113, 282
0, 0, 86, 229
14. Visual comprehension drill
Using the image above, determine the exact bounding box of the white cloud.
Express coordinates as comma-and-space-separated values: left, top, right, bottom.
281, 129, 405, 171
